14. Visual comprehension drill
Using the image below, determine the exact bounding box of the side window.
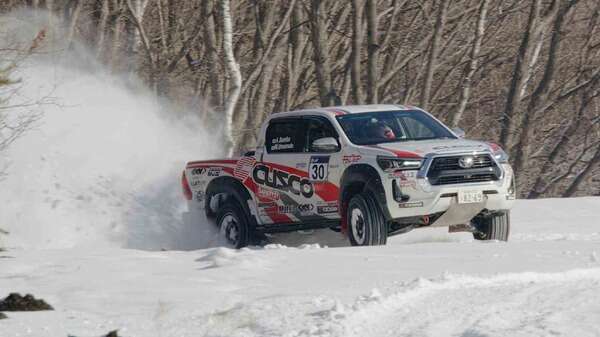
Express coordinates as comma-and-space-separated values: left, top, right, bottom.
266, 119, 305, 153
402, 116, 436, 139
306, 118, 339, 152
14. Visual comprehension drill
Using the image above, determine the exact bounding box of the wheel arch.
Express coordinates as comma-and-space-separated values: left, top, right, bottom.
339, 164, 391, 227
204, 176, 256, 226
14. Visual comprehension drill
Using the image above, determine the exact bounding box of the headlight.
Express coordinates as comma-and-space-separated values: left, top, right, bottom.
494, 149, 509, 163
487, 142, 509, 163
377, 156, 422, 171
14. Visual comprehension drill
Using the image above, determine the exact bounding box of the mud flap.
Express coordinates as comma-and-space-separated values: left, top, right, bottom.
430, 199, 484, 228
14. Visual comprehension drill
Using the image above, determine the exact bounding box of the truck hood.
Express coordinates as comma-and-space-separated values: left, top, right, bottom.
362, 138, 493, 158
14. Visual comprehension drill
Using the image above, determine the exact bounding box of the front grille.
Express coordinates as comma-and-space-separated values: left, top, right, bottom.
431, 155, 493, 170
427, 154, 500, 186
437, 173, 496, 185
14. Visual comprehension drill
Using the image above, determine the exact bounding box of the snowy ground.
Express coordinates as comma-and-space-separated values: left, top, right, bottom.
1, 197, 599, 337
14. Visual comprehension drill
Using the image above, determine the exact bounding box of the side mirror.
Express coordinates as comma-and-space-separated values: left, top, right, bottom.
451, 127, 466, 138
311, 137, 340, 152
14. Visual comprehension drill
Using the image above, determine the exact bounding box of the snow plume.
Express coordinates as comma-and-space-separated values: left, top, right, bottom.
0, 11, 222, 250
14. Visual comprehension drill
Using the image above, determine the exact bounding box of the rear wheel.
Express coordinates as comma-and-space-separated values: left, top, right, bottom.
216, 201, 250, 248
472, 211, 510, 241
347, 192, 388, 246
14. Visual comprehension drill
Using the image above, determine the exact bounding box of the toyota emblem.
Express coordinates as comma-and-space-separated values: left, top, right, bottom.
458, 156, 475, 169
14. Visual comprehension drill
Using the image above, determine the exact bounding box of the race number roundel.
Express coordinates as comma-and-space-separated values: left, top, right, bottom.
309, 156, 329, 181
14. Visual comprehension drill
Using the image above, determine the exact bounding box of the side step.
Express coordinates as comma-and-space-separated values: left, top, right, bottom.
256, 220, 340, 234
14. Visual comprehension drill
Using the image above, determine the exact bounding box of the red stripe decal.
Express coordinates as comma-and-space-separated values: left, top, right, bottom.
244, 178, 293, 223
314, 182, 339, 202
487, 142, 502, 152
186, 159, 238, 167
265, 211, 293, 223
369, 145, 422, 159
324, 108, 349, 116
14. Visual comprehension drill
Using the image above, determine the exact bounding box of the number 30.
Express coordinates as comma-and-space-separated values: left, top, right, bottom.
312, 164, 325, 180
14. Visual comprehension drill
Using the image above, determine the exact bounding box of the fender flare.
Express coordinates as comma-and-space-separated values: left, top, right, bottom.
339, 164, 391, 224
204, 176, 257, 228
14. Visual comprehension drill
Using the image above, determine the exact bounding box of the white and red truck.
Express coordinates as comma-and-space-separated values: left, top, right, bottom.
182, 104, 516, 248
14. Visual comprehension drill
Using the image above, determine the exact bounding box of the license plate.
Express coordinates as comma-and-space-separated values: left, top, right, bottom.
458, 190, 484, 204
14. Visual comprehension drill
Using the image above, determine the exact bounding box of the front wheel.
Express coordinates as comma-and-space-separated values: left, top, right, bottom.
216, 202, 250, 248
472, 211, 510, 241
347, 192, 388, 246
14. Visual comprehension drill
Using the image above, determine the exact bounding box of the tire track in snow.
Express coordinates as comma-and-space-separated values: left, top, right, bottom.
294, 268, 600, 337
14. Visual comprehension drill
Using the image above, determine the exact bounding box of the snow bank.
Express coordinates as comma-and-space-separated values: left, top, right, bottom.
1, 197, 599, 336
299, 268, 600, 337
0, 12, 221, 250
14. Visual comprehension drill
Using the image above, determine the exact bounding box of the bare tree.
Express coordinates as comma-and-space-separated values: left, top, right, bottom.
511, 0, 577, 177
4, 0, 600, 197
450, 0, 489, 127
350, 0, 363, 104
420, 0, 449, 109
365, 0, 378, 104
309, 0, 334, 107
220, 0, 241, 157
0, 29, 47, 178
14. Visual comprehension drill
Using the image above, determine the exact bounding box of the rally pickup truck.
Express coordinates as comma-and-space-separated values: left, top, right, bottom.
182, 104, 516, 248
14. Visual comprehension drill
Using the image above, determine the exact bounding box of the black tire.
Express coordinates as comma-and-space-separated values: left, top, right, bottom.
347, 192, 388, 246
204, 191, 217, 220
215, 201, 250, 249
472, 211, 510, 241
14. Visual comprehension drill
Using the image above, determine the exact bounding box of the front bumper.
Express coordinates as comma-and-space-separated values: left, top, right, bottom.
382, 163, 515, 225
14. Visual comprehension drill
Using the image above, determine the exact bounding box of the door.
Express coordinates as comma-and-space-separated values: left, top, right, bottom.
254, 116, 342, 225
303, 117, 343, 221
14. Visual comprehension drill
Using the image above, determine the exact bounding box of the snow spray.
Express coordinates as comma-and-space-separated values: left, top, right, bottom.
0, 11, 222, 250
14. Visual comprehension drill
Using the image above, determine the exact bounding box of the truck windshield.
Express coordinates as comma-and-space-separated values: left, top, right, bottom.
335, 110, 456, 145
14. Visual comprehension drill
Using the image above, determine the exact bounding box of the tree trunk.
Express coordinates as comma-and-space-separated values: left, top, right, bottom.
202, 0, 223, 108
451, 0, 488, 127
220, 0, 242, 157
365, 0, 378, 104
512, 0, 571, 178
563, 145, 600, 197
419, 0, 448, 109
309, 0, 333, 107
350, 0, 363, 104
499, 0, 542, 149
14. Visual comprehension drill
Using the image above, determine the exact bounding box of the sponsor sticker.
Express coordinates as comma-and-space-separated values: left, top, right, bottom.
398, 180, 417, 190
297, 203, 314, 214
398, 201, 423, 208
388, 170, 417, 180
207, 167, 222, 177
317, 205, 339, 214
190, 179, 205, 188
257, 187, 280, 201
234, 157, 256, 181
278, 205, 295, 214
191, 168, 206, 175
388, 171, 418, 189
342, 154, 362, 164
271, 136, 294, 151
253, 164, 314, 198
